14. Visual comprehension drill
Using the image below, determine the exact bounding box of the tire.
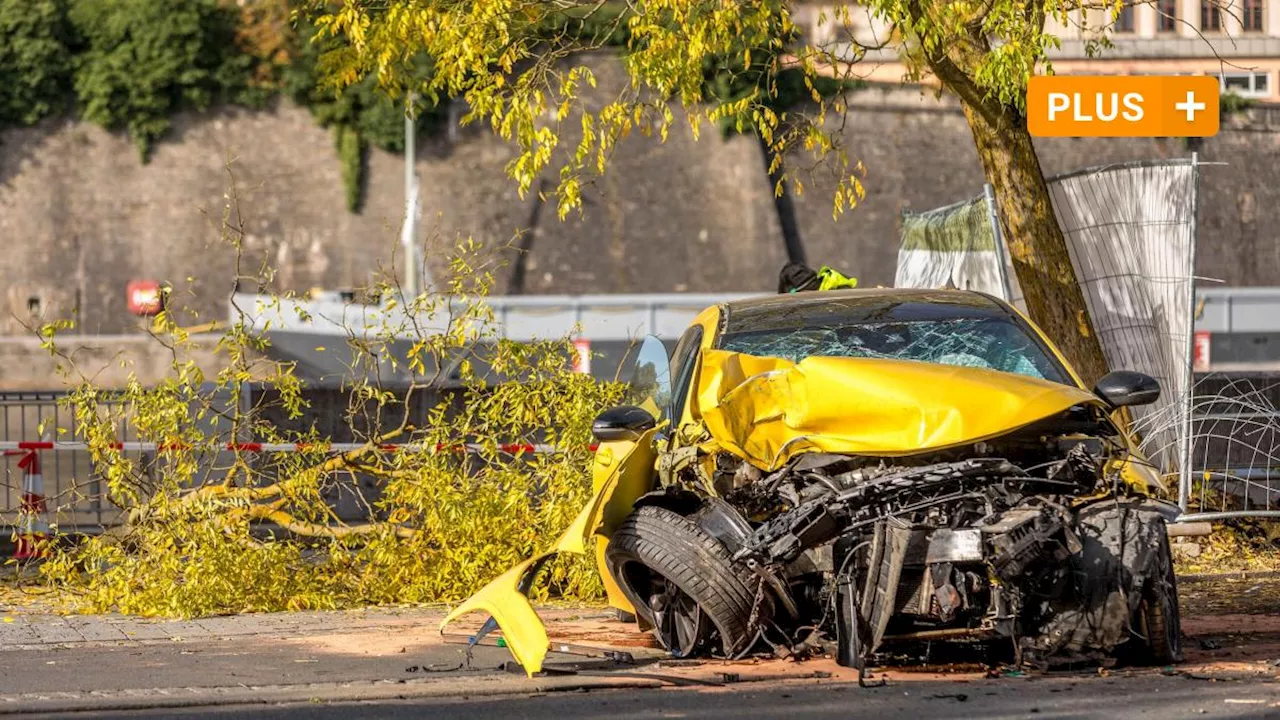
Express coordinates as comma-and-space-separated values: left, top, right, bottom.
1034, 502, 1182, 664
1131, 531, 1183, 665
614, 608, 637, 624
605, 505, 762, 658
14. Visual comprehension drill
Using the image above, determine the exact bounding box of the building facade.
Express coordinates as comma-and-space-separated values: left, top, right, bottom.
795, 0, 1280, 102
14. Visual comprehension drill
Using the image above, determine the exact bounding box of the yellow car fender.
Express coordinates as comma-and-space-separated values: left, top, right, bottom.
1112, 455, 1164, 495
440, 428, 658, 676
589, 430, 660, 614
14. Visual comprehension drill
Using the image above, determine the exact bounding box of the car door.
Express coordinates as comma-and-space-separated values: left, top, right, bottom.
588, 335, 672, 614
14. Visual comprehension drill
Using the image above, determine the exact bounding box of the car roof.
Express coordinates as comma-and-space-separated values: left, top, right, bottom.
719, 289, 1014, 335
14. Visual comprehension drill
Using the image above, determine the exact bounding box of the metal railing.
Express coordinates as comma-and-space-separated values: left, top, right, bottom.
0, 392, 138, 530
8, 373, 1280, 529
231, 292, 759, 343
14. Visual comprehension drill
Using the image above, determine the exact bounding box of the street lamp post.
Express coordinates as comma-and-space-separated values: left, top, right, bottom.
402, 92, 420, 298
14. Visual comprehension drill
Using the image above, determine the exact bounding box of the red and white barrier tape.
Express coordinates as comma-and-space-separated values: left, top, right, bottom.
0, 441, 594, 454
2, 438, 598, 560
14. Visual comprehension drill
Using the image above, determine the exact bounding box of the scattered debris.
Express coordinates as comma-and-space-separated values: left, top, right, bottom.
405, 663, 465, 673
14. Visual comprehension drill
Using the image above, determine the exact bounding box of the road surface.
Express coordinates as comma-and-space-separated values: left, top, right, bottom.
3, 574, 1280, 717
27, 673, 1280, 720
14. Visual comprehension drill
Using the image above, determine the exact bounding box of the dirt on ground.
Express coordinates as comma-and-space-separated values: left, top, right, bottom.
545, 574, 1280, 684
1174, 575, 1280, 677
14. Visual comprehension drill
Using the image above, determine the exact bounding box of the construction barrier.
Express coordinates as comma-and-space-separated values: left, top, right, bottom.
4, 449, 48, 560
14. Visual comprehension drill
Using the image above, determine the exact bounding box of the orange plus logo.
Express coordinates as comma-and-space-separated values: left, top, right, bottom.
1027, 76, 1219, 138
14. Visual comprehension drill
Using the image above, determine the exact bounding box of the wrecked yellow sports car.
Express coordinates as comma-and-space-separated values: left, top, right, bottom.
443, 289, 1182, 676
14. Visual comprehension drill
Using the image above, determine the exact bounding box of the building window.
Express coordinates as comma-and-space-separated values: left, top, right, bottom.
1158, 0, 1179, 31
1243, 0, 1265, 31
1201, 0, 1222, 30
1116, 3, 1136, 31
1221, 71, 1271, 98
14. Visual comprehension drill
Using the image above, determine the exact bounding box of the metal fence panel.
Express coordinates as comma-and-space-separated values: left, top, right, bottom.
1179, 372, 1280, 521
0, 389, 248, 533
0, 393, 137, 531
896, 195, 1006, 295
1045, 161, 1198, 478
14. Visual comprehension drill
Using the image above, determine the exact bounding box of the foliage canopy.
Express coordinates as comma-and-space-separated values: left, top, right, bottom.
0, 0, 445, 197
69, 0, 260, 159
307, 0, 1110, 219
0, 0, 76, 128
310, 0, 871, 219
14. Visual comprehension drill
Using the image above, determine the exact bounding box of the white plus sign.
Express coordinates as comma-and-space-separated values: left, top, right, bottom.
1175, 91, 1206, 122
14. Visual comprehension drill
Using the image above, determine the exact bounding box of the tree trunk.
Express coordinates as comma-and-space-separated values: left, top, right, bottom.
509, 177, 548, 294
758, 134, 807, 266
958, 102, 1110, 387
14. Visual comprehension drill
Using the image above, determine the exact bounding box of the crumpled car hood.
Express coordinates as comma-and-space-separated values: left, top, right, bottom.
695, 348, 1103, 471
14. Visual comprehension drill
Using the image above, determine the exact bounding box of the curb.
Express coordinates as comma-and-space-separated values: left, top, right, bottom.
0, 666, 836, 715
1176, 570, 1280, 583
0, 672, 672, 715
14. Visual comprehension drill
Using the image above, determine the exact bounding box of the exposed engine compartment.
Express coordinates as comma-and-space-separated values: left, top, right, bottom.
636, 406, 1181, 673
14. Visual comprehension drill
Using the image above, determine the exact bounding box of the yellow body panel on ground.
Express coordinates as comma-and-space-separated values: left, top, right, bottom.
439, 430, 658, 676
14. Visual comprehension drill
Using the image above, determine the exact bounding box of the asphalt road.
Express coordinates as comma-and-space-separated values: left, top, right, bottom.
8, 577, 1280, 718
35, 674, 1280, 720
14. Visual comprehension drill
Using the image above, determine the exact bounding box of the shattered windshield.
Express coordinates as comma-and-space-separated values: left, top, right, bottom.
718, 316, 1070, 384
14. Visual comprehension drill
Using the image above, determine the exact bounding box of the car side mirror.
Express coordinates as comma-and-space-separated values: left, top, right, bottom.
591, 405, 657, 442
1093, 370, 1161, 408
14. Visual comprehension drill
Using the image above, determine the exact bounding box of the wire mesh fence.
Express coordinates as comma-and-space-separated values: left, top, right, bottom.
1045, 160, 1198, 480
1167, 373, 1280, 521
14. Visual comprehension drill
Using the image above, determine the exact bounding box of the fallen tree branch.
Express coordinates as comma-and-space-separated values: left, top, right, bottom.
242, 503, 418, 539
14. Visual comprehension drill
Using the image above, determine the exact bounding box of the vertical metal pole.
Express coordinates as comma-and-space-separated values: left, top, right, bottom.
238, 381, 253, 440
402, 93, 419, 299
1178, 154, 1199, 513
983, 183, 1015, 302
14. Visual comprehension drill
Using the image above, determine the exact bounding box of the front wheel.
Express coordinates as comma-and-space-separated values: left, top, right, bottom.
1131, 532, 1183, 665
605, 505, 762, 658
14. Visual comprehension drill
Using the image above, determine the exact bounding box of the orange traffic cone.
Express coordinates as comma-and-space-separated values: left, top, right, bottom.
12, 450, 49, 560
